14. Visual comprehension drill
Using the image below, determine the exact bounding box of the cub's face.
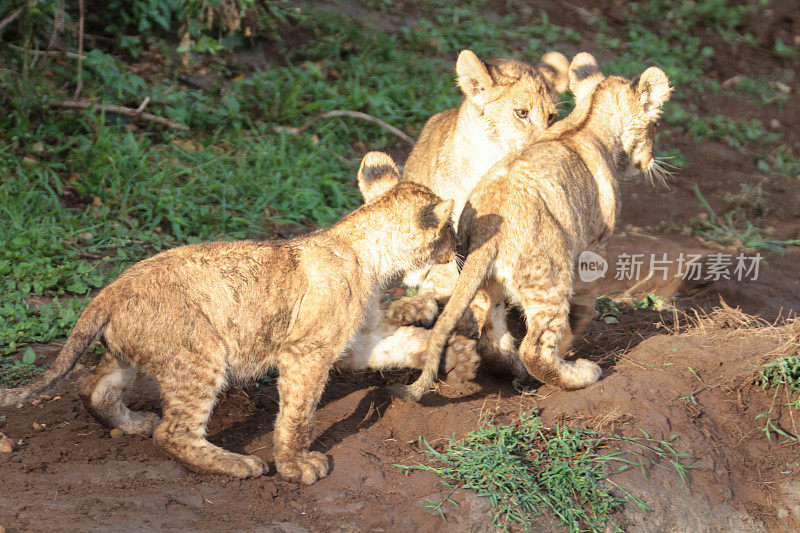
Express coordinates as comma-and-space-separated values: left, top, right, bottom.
482, 71, 557, 152
618, 67, 671, 179
357, 152, 456, 269
567, 54, 671, 181
387, 183, 456, 268
456, 50, 569, 153
414, 194, 457, 265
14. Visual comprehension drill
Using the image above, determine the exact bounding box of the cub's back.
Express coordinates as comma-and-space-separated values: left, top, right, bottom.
460, 140, 601, 256
401, 107, 458, 189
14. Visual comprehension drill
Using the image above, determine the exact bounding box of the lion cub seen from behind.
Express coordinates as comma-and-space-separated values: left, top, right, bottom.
388, 49, 570, 327
0, 152, 456, 484
397, 53, 672, 401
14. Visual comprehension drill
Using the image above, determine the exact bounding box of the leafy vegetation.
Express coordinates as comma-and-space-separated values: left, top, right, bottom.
634, 294, 675, 312
690, 185, 799, 253
758, 145, 800, 181
398, 411, 691, 531
0, 0, 797, 381
757, 354, 800, 443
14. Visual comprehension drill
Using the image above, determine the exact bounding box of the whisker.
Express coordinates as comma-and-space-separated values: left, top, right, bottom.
654, 157, 680, 171
653, 160, 674, 178
650, 162, 671, 190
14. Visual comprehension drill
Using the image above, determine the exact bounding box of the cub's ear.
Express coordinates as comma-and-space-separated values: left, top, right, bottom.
637, 66, 671, 121
433, 199, 454, 231
568, 52, 604, 104
456, 49, 494, 105
538, 51, 570, 94
357, 151, 400, 204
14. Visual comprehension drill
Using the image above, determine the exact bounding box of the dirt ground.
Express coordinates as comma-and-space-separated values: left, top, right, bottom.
3, 1, 800, 531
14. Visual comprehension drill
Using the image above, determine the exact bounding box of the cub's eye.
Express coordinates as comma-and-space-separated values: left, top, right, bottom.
514, 108, 529, 119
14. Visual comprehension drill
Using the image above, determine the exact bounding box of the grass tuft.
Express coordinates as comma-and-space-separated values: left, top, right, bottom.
756, 354, 800, 444
690, 185, 800, 253
397, 411, 692, 532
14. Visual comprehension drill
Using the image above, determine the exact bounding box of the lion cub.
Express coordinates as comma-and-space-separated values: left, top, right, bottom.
0, 152, 456, 483
387, 49, 570, 327
397, 53, 672, 400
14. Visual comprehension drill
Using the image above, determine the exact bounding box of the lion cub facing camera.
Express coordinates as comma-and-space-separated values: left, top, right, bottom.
0, 152, 456, 484
388, 48, 569, 327
396, 53, 672, 401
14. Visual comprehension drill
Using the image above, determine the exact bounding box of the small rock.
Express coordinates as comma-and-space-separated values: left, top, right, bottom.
32, 421, 46, 431
0, 436, 14, 453
770, 119, 782, 130
109, 428, 125, 439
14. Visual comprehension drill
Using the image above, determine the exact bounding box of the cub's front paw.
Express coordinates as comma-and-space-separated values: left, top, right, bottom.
442, 334, 479, 384
216, 452, 269, 478
386, 295, 438, 327
276, 451, 330, 485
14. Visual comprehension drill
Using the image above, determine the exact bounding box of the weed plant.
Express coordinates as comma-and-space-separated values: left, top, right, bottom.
398, 411, 692, 532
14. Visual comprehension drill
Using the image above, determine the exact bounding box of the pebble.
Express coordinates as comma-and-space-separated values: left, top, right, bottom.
32, 421, 46, 431
109, 428, 125, 439
0, 435, 14, 453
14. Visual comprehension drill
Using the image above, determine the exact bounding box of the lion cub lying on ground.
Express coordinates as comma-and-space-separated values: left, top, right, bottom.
387, 48, 570, 327
397, 53, 672, 401
0, 152, 457, 483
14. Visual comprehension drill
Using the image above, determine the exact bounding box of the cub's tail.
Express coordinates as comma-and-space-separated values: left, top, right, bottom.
0, 299, 108, 407
391, 242, 498, 401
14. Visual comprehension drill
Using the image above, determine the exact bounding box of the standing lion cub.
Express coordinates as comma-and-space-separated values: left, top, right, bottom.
0, 152, 456, 484
387, 49, 570, 327
396, 53, 672, 401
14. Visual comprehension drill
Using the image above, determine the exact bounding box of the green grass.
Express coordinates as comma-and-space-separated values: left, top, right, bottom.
729, 72, 793, 109
758, 145, 800, 180
756, 355, 800, 444
1, 0, 797, 375
633, 294, 675, 312
0, 0, 598, 363
690, 185, 800, 253
398, 411, 692, 532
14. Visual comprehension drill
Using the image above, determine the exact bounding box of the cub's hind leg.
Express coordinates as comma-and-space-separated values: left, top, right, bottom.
475, 281, 527, 379
517, 277, 601, 390
152, 349, 267, 478
559, 286, 597, 357
76, 352, 160, 436
273, 353, 332, 484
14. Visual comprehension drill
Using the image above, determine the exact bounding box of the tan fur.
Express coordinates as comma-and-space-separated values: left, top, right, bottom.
0, 152, 460, 483
396, 53, 672, 400
388, 49, 569, 328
